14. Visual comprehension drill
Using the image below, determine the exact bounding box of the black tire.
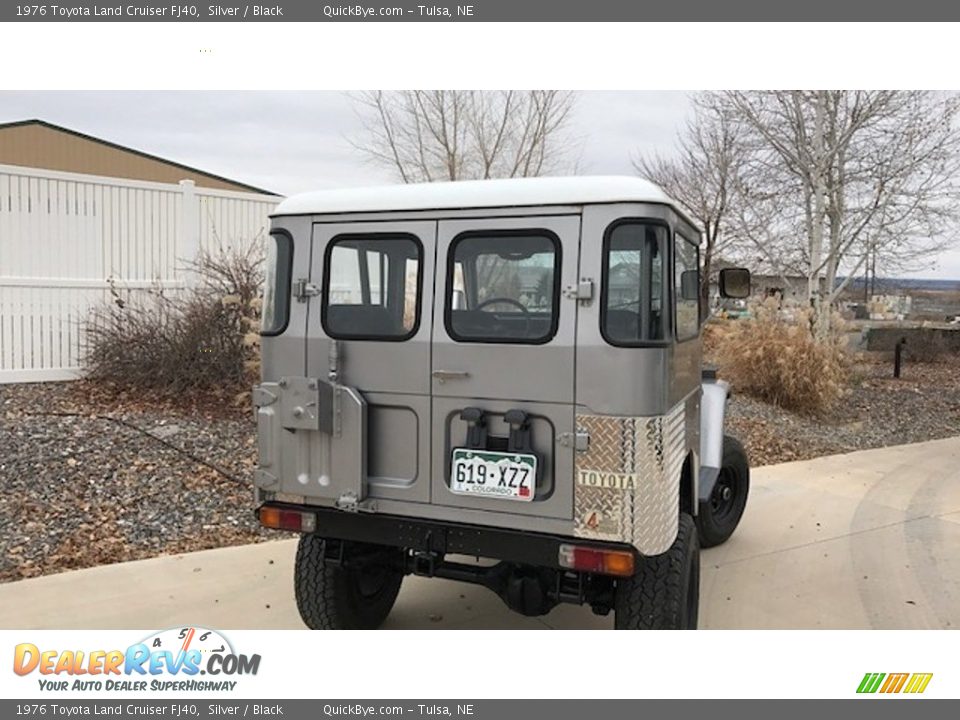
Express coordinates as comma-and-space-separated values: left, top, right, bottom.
697, 434, 750, 548
614, 513, 699, 630
294, 535, 404, 630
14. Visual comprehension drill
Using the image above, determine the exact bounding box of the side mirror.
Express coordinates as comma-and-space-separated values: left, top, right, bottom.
680, 270, 700, 301
719, 268, 751, 299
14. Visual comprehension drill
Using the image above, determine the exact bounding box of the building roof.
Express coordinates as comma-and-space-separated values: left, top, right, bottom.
275, 175, 686, 220
0, 119, 278, 195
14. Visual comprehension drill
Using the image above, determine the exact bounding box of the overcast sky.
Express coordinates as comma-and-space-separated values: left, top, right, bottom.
2, 91, 959, 280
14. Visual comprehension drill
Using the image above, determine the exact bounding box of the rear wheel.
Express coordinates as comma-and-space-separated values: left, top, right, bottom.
614, 513, 699, 630
697, 435, 750, 548
295, 535, 404, 630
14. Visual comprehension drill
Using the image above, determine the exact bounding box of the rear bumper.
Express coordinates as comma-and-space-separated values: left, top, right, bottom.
257, 502, 639, 570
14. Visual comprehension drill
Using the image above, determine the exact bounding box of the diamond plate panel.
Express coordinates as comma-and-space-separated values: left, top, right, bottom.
574, 403, 686, 555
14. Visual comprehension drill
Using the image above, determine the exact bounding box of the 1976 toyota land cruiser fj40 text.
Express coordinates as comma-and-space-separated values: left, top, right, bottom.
254, 176, 751, 629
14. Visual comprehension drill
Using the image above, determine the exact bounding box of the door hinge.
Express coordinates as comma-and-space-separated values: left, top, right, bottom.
294, 278, 321, 302
335, 491, 377, 513
252, 386, 277, 408
558, 430, 590, 452
252, 469, 279, 490
563, 279, 594, 303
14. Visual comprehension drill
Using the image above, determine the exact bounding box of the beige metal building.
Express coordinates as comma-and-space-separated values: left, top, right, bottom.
0, 119, 274, 194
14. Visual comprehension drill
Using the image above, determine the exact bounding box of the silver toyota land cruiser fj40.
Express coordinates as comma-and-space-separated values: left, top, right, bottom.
253, 176, 751, 630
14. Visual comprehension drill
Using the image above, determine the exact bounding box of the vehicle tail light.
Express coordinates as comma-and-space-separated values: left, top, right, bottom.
258, 505, 317, 533
558, 544, 635, 577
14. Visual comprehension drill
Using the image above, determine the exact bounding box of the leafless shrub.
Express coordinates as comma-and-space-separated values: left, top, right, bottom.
714, 299, 849, 415
84, 245, 263, 395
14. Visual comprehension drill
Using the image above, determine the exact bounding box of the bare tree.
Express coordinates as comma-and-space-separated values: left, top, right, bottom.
348, 90, 578, 183
634, 93, 746, 310
723, 90, 960, 337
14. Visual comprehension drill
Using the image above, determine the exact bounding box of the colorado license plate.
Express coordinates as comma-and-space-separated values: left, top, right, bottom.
449, 448, 537, 501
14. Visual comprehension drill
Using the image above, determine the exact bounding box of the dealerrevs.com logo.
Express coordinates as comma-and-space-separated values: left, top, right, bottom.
13, 627, 261, 692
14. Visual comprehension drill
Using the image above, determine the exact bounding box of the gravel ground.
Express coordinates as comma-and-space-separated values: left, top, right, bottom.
2, 357, 959, 583
0, 381, 286, 584
727, 357, 960, 466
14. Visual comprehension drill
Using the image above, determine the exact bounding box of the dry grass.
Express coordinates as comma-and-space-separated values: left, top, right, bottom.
712, 299, 850, 416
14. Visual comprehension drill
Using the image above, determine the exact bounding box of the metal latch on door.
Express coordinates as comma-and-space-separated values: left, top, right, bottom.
294, 278, 321, 302
277, 376, 337, 434
562, 279, 594, 303
558, 430, 590, 452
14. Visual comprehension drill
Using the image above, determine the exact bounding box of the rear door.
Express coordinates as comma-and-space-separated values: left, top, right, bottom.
430, 214, 581, 520
306, 220, 435, 503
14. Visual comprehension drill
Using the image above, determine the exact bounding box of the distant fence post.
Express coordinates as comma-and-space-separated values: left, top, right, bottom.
179, 179, 199, 284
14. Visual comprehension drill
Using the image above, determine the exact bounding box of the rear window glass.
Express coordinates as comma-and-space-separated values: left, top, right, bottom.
446, 232, 560, 344
261, 231, 292, 336
322, 235, 421, 341
601, 222, 667, 345
675, 233, 700, 341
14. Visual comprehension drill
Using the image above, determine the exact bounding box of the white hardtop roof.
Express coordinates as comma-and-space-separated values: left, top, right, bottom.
274, 175, 683, 217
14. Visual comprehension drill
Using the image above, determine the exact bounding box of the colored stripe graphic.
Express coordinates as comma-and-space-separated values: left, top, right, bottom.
904, 673, 933, 694
880, 673, 909, 693
857, 672, 932, 694
857, 673, 886, 693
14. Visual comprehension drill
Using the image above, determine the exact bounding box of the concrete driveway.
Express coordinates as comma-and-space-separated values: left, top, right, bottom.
2, 436, 958, 630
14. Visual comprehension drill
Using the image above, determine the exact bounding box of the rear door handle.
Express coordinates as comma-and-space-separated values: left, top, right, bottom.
432, 370, 470, 383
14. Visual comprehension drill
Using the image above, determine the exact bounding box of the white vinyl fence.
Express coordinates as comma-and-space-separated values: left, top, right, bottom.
0, 163, 280, 383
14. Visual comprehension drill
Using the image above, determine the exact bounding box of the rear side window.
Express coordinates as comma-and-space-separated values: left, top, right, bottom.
446, 231, 560, 344
601, 221, 667, 345
261, 230, 293, 336
322, 234, 422, 341
675, 233, 700, 341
